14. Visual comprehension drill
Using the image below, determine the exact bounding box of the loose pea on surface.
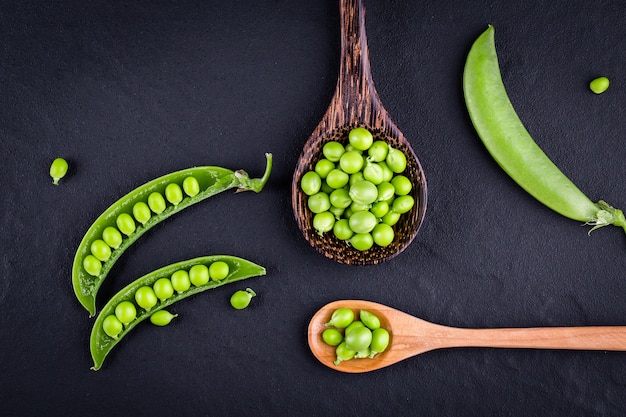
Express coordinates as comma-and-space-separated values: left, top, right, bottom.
153, 278, 174, 301
134, 286, 158, 310
165, 183, 183, 205
209, 261, 230, 281
83, 255, 102, 277
189, 264, 210, 286
102, 315, 123, 339
230, 288, 256, 310
170, 270, 191, 293
114, 301, 137, 325
90, 239, 111, 262
182, 176, 200, 197
49, 157, 69, 185
116, 213, 136, 236
150, 310, 178, 326
102, 226, 123, 249
147, 192, 167, 214
589, 76, 610, 94
132, 202, 152, 225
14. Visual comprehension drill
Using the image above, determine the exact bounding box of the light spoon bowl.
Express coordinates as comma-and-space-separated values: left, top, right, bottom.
308, 300, 626, 373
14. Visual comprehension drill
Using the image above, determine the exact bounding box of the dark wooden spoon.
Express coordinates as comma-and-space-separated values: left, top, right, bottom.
291, 0, 427, 265
309, 300, 626, 373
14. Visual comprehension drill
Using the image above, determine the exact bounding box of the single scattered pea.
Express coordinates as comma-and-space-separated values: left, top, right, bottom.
209, 261, 230, 281
230, 288, 256, 310
49, 157, 68, 185
589, 76, 610, 94
150, 310, 178, 326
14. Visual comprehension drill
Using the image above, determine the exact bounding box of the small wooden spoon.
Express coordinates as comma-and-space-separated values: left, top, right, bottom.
308, 300, 626, 373
291, 0, 427, 265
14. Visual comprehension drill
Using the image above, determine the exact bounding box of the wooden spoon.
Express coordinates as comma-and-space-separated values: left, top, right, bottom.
291, 0, 427, 265
308, 300, 626, 373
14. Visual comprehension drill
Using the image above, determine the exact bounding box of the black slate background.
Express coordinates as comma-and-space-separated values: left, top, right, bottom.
2, 0, 626, 416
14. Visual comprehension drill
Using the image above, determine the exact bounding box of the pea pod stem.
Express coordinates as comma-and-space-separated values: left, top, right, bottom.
463, 26, 625, 234
90, 255, 266, 370
73, 153, 273, 317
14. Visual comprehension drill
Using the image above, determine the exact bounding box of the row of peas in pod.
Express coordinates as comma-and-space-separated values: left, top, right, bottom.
101, 260, 230, 339
322, 307, 390, 365
83, 176, 202, 278
300, 127, 415, 251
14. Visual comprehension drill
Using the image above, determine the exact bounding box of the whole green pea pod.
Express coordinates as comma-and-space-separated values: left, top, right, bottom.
73, 154, 272, 317
463, 26, 626, 233
90, 255, 266, 370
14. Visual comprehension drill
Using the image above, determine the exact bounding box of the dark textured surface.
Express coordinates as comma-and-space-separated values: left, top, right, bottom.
2, 0, 626, 416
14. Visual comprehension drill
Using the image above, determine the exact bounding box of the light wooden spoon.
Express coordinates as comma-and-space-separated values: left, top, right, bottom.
291, 0, 427, 265
308, 300, 626, 373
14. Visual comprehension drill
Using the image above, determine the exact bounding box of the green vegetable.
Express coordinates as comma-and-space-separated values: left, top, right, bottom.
589, 76, 610, 94
229, 287, 256, 310
73, 154, 272, 316
49, 157, 68, 185
90, 255, 266, 370
348, 127, 373, 151
325, 307, 354, 329
369, 328, 390, 357
321, 328, 343, 346
463, 26, 625, 233
334, 342, 356, 366
149, 310, 178, 326
359, 310, 381, 330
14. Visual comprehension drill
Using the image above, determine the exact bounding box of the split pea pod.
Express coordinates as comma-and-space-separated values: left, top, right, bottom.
463, 26, 626, 233
90, 255, 266, 370
73, 154, 272, 316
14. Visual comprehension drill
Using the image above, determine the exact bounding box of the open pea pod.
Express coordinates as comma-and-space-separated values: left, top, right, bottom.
90, 255, 266, 370
72, 154, 272, 317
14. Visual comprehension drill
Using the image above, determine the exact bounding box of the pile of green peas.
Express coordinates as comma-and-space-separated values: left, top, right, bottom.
322, 307, 390, 366
300, 127, 415, 251
82, 175, 202, 278
101, 260, 230, 338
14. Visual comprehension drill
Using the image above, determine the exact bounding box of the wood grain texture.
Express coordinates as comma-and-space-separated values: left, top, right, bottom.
308, 300, 626, 373
291, 0, 428, 265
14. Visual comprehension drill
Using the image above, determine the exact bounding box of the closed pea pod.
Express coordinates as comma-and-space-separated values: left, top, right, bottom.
72, 154, 272, 316
463, 26, 625, 234
90, 255, 266, 370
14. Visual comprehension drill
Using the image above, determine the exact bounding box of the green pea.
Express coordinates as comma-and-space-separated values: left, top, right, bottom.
313, 211, 335, 236
344, 326, 372, 352
349, 180, 378, 205
370, 201, 390, 219
153, 278, 174, 301
90, 239, 111, 262
391, 175, 412, 196
116, 213, 136, 236
189, 264, 210, 286
102, 227, 123, 249
102, 315, 123, 339
314, 159, 335, 179
367, 140, 389, 162
355, 347, 371, 359
386, 147, 407, 173
322, 141, 345, 162
344, 320, 365, 334
329, 188, 352, 209
360, 310, 381, 330
349, 233, 374, 251
300, 171, 322, 196
147, 192, 167, 214
372, 223, 395, 247
382, 211, 401, 226
325, 307, 354, 329
83, 255, 102, 277
165, 183, 183, 205
230, 288, 256, 310
322, 328, 343, 346
49, 157, 68, 185
348, 127, 373, 151
132, 201, 152, 225
209, 261, 230, 281
325, 169, 350, 189
114, 301, 137, 325
182, 176, 200, 197
339, 151, 364, 174
348, 211, 378, 234
171, 270, 191, 293
363, 162, 384, 185
134, 286, 158, 310
329, 205, 345, 219
333, 219, 354, 240
376, 182, 396, 202
369, 328, 390, 357
307, 192, 331, 214
589, 76, 610, 94
349, 172, 365, 187
378, 162, 394, 183
392, 195, 415, 214
150, 310, 178, 326
334, 342, 356, 366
